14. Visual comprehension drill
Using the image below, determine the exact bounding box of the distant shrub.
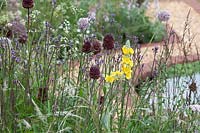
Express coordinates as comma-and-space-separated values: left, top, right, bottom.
79, 0, 166, 45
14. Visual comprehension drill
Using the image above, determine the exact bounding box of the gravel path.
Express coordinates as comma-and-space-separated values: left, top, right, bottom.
133, 0, 200, 83
140, 0, 200, 64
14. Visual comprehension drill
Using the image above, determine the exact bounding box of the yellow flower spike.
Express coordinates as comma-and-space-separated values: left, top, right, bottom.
122, 56, 134, 67
111, 71, 117, 77
122, 65, 132, 75
122, 46, 134, 55
129, 47, 134, 55
115, 71, 123, 76
105, 75, 115, 83
122, 46, 130, 55
125, 73, 132, 80
122, 55, 131, 63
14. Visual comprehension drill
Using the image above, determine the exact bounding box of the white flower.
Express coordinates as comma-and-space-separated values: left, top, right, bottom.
103, 15, 109, 22
77, 17, 89, 31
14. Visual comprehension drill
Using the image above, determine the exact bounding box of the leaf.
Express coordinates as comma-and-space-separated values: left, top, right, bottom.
125, 40, 131, 47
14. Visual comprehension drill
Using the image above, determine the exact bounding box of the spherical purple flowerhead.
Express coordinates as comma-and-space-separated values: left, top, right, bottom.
6, 21, 28, 43
157, 11, 170, 22
77, 17, 89, 31
82, 40, 92, 53
103, 34, 115, 50
89, 65, 100, 79
22, 0, 34, 9
92, 39, 101, 54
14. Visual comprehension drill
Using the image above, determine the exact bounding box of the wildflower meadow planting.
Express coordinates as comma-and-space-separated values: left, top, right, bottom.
0, 0, 200, 132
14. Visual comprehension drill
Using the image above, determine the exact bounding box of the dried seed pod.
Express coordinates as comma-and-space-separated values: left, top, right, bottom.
89, 65, 100, 79
22, 0, 34, 9
99, 95, 104, 105
189, 81, 197, 92
37, 87, 48, 103
103, 34, 115, 50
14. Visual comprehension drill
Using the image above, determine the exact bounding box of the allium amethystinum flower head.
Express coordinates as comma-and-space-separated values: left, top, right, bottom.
157, 11, 170, 22
77, 17, 89, 31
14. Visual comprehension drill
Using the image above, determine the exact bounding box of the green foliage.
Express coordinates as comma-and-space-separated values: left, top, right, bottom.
167, 61, 200, 78
0, 0, 8, 25
80, 0, 166, 44
0, 0, 199, 132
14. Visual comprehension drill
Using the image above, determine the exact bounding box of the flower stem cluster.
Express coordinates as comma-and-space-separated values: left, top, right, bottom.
105, 40, 134, 83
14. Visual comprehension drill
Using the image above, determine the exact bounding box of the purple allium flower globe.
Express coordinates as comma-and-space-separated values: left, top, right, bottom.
103, 34, 115, 50
22, 0, 34, 9
157, 11, 170, 22
89, 65, 100, 79
92, 39, 101, 54
78, 18, 89, 31
82, 40, 92, 53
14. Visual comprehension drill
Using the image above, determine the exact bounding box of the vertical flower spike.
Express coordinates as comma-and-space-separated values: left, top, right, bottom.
103, 34, 115, 50
89, 65, 100, 79
105, 40, 134, 83
22, 0, 34, 9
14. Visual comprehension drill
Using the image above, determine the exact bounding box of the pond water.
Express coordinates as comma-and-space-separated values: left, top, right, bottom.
164, 73, 200, 109
149, 73, 200, 110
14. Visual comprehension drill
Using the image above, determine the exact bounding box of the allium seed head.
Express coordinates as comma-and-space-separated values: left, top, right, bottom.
22, 0, 34, 9
89, 65, 100, 79
103, 34, 115, 50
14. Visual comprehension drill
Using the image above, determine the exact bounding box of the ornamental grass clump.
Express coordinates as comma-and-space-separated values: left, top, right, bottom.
105, 40, 134, 83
